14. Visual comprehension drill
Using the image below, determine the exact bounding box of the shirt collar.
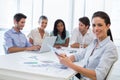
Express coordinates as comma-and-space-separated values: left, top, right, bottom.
77, 27, 91, 35
11, 27, 22, 34
93, 36, 110, 48
86, 28, 91, 34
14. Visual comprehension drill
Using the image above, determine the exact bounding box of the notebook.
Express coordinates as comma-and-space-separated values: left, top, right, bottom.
39, 36, 57, 53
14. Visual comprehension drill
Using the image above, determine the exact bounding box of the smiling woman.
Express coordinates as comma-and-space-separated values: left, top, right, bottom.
27, 15, 49, 46
57, 11, 118, 80
92, 11, 111, 41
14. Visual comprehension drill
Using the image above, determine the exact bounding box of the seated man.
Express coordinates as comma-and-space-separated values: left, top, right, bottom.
70, 17, 95, 48
4, 13, 40, 54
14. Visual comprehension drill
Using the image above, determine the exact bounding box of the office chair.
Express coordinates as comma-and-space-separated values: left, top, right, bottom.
105, 61, 117, 80
3, 45, 8, 54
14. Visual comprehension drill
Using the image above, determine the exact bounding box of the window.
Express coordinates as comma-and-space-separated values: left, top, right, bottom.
19, 0, 33, 32
0, 0, 17, 28
43, 0, 71, 33
105, 0, 120, 45
19, 0, 42, 34
73, 0, 85, 29
1, 0, 120, 54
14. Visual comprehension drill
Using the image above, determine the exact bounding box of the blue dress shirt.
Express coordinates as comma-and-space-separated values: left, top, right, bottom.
74, 37, 118, 80
4, 28, 32, 51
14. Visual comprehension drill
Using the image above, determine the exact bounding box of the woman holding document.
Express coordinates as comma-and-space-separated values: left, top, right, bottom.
58, 11, 118, 80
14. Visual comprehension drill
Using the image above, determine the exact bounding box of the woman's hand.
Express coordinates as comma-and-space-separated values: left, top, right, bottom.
58, 54, 73, 67
70, 43, 80, 48
54, 45, 61, 49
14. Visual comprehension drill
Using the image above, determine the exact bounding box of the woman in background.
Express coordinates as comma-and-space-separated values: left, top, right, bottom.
28, 15, 49, 48
50, 19, 69, 48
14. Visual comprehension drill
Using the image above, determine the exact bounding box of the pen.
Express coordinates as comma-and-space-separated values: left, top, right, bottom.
55, 51, 66, 58
55, 51, 60, 56
51, 47, 66, 58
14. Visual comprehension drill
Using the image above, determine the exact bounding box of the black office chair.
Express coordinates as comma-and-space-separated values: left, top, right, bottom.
107, 29, 113, 41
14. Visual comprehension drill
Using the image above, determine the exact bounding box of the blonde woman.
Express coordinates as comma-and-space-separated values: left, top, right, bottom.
28, 15, 49, 48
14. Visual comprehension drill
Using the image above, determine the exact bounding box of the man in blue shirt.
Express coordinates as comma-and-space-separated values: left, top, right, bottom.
4, 13, 40, 53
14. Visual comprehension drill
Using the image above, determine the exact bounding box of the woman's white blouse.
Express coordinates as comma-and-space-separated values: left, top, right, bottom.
27, 28, 49, 46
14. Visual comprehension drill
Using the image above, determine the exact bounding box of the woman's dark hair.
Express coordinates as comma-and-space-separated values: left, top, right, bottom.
14, 13, 27, 22
92, 11, 113, 41
107, 29, 113, 41
92, 11, 111, 25
53, 19, 66, 39
79, 16, 90, 28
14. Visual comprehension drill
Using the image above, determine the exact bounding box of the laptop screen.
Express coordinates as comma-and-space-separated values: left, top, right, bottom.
39, 36, 57, 53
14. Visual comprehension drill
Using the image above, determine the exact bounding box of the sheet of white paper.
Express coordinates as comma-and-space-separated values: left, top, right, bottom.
21, 55, 67, 69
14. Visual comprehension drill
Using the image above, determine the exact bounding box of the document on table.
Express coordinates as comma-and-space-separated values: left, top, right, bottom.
52, 47, 83, 56
21, 55, 67, 69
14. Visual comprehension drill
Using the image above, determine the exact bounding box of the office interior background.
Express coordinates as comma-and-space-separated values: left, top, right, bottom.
0, 0, 120, 53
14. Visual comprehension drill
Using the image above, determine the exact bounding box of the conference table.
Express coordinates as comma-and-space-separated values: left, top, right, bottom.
0, 48, 83, 80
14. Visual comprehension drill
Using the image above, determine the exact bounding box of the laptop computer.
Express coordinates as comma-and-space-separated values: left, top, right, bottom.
39, 36, 57, 53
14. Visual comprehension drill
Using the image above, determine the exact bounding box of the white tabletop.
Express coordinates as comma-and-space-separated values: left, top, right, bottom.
0, 51, 79, 80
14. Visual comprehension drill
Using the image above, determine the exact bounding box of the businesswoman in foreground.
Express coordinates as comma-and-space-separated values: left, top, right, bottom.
58, 11, 118, 80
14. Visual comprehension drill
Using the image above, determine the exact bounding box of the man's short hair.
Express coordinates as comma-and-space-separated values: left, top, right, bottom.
79, 17, 90, 28
14, 13, 27, 22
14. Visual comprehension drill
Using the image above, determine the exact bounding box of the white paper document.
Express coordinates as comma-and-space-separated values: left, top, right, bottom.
22, 55, 67, 69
